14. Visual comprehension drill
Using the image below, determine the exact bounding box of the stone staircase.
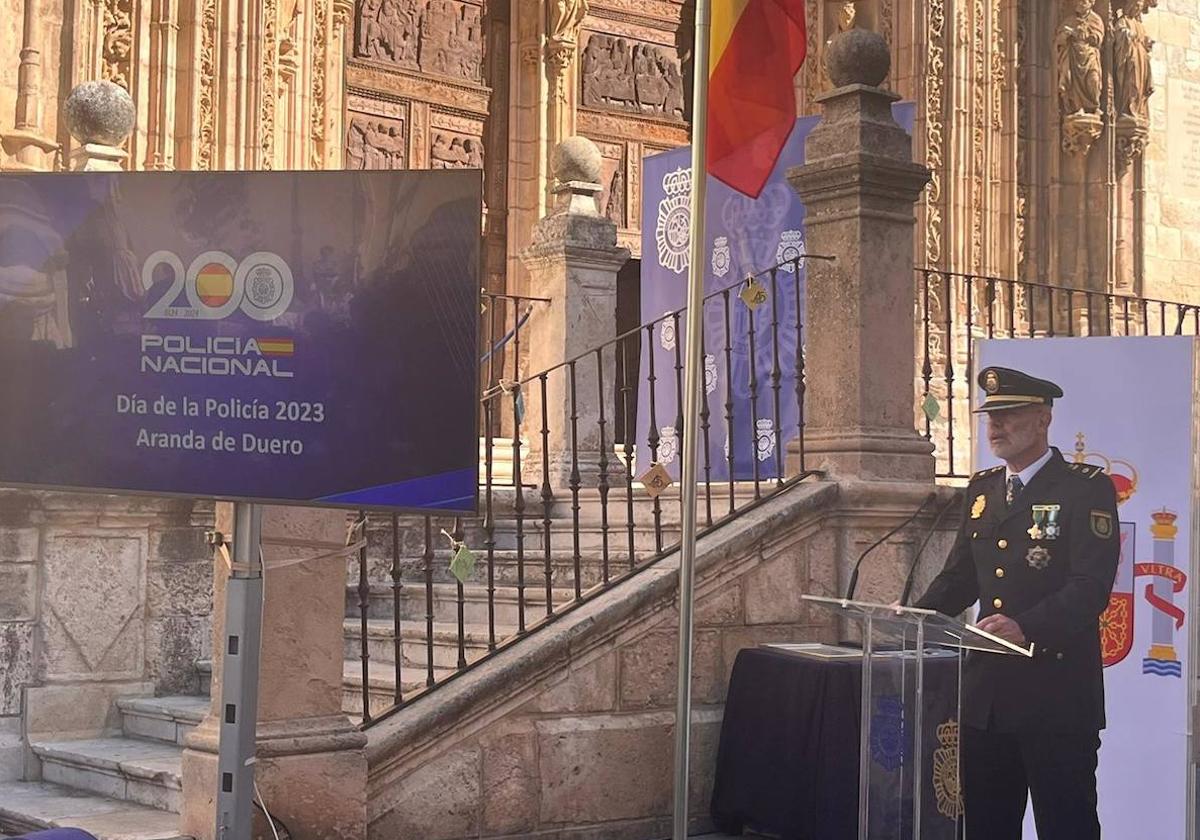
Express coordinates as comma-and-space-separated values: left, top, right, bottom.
0, 481, 703, 837
0, 695, 205, 839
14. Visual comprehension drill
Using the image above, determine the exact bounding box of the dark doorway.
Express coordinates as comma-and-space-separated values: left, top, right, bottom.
614, 257, 642, 445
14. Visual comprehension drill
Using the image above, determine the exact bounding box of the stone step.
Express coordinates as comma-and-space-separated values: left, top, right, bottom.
342, 619, 499, 671
340, 660, 456, 720
350, 549, 635, 591
0, 781, 188, 840
29, 738, 184, 814
117, 696, 209, 747
470, 520, 680, 554
345, 581, 576, 626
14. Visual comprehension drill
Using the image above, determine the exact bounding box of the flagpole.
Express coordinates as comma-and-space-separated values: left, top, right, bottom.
672, 0, 712, 837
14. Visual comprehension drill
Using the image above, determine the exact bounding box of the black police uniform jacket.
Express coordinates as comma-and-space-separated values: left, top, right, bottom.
915, 448, 1120, 733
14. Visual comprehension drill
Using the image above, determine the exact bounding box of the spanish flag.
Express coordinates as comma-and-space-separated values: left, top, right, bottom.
708, 1, 807, 198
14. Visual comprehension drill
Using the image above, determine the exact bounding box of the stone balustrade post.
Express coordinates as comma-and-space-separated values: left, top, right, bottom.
520, 136, 630, 487
180, 505, 367, 840
786, 30, 935, 483
62, 80, 134, 171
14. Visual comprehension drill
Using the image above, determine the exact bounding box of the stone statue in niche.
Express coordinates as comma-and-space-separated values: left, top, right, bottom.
1114, 0, 1154, 121
431, 131, 484, 168
605, 166, 625, 226
1055, 0, 1104, 116
838, 1, 859, 31
548, 0, 589, 45
346, 117, 407, 169
580, 34, 686, 121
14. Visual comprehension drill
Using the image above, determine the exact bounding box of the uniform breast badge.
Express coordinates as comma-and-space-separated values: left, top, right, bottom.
971, 494, 986, 519
1027, 546, 1051, 570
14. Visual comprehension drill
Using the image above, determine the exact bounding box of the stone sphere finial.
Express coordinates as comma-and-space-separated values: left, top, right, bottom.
63, 81, 136, 146
825, 28, 891, 88
552, 136, 603, 185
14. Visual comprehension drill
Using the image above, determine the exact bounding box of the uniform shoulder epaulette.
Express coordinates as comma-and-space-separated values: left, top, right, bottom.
1067, 462, 1105, 479
970, 465, 1004, 480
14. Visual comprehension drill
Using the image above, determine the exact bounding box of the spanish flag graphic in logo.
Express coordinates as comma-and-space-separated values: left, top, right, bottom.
257, 338, 295, 357
195, 263, 235, 308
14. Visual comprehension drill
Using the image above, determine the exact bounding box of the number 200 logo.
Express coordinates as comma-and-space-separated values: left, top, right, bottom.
141, 250, 294, 322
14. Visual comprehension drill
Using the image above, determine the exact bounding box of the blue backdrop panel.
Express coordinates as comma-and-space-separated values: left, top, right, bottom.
637, 105, 915, 483
0, 170, 480, 513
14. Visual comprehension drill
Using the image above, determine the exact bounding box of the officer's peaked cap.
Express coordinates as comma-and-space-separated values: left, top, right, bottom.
973, 366, 1063, 413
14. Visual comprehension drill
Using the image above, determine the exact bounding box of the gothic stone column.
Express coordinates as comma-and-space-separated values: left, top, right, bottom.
180, 505, 366, 840
787, 29, 934, 482
520, 137, 630, 487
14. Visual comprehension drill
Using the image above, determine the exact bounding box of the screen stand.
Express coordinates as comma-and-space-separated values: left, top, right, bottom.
215, 502, 264, 840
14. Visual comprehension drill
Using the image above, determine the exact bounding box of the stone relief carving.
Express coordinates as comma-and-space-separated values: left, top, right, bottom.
1056, 0, 1105, 155
925, 0, 946, 266
430, 130, 483, 168
261, 0, 280, 168
196, 0, 218, 169
356, 0, 483, 83
102, 0, 134, 90
580, 35, 685, 121
312, 0, 330, 168
346, 116, 407, 169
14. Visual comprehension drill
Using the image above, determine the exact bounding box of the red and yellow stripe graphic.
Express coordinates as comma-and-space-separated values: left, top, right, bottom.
195, 263, 234, 308
708, 0, 808, 198
256, 338, 295, 357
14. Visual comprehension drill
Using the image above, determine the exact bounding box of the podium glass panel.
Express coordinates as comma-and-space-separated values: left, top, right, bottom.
802, 596, 1033, 840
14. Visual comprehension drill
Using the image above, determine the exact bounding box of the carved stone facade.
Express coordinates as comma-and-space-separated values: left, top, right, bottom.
580, 34, 686, 121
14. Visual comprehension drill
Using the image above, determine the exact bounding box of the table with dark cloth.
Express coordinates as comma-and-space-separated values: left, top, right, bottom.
710, 645, 961, 840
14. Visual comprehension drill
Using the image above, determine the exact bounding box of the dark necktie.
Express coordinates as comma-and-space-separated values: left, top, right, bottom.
1006, 475, 1024, 506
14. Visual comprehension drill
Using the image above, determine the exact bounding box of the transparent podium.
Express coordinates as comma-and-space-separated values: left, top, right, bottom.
801, 596, 1034, 840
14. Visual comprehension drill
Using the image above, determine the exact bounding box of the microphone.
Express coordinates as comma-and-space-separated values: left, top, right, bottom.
899, 491, 961, 607
844, 491, 937, 601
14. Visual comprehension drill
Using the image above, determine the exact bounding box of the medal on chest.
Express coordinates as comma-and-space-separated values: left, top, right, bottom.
1028, 504, 1061, 540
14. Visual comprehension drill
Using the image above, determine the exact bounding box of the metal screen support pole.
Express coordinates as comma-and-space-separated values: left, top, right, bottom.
215, 502, 264, 840
671, 0, 711, 838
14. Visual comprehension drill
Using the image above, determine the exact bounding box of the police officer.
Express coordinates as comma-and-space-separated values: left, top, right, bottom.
914, 366, 1120, 840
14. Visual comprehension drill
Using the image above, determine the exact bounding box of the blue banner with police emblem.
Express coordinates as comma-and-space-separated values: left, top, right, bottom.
636, 105, 916, 481
0, 170, 480, 513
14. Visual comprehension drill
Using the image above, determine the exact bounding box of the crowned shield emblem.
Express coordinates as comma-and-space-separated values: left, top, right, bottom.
711, 236, 731, 278
776, 229, 806, 272
1101, 523, 1136, 667
657, 426, 679, 464
655, 168, 691, 275
755, 418, 776, 462
704, 354, 718, 395
659, 313, 677, 351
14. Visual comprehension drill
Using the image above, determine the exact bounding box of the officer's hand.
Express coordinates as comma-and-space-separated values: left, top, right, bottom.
976, 614, 1027, 646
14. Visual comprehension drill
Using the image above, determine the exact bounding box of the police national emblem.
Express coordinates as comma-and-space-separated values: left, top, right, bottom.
870, 695, 905, 772
711, 236, 731, 278
932, 720, 963, 819
655, 168, 692, 275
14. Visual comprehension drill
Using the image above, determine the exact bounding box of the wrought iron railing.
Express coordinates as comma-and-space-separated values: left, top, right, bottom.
917, 269, 1200, 479
480, 291, 549, 400
348, 259, 818, 727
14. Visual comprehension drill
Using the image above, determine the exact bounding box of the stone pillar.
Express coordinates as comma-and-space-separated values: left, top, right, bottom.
786, 30, 934, 482
520, 137, 630, 487
0, 0, 59, 171
181, 505, 367, 840
62, 81, 135, 171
